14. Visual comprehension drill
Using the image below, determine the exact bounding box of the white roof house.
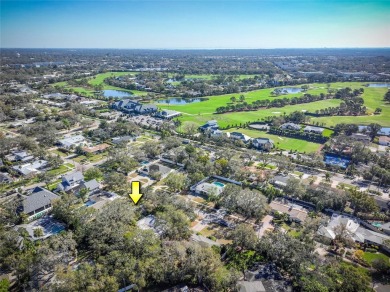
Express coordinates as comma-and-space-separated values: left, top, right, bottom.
317, 213, 390, 246
210, 129, 225, 138
58, 135, 85, 148
13, 160, 48, 176
157, 110, 182, 119
195, 182, 225, 196
304, 125, 325, 134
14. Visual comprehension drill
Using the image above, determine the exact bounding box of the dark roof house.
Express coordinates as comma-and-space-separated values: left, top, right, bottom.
112, 99, 157, 114
280, 123, 301, 131
57, 171, 84, 192
22, 187, 59, 219
230, 132, 252, 143
252, 138, 274, 150
80, 179, 100, 194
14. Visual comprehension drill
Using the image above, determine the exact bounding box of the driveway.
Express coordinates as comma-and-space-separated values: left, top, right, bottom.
257, 215, 274, 238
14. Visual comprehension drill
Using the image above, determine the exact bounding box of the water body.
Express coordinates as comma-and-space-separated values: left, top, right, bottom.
103, 90, 133, 98
280, 87, 303, 94
368, 83, 390, 88
157, 97, 206, 104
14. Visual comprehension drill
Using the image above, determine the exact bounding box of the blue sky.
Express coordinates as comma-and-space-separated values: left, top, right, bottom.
1, 0, 389, 48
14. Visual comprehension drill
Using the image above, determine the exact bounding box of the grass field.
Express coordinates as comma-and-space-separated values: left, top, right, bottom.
52, 71, 147, 97
362, 252, 389, 265
47, 165, 70, 176
162, 82, 390, 128
224, 128, 322, 153
173, 99, 342, 129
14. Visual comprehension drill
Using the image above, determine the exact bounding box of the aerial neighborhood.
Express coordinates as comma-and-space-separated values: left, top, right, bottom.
0, 48, 389, 292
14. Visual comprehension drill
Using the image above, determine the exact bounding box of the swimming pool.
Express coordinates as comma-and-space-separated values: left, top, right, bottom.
324, 154, 350, 169
85, 200, 96, 207
213, 182, 225, 188
50, 225, 65, 234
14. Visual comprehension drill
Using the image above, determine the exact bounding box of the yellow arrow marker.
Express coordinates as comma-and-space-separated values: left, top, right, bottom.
129, 181, 143, 204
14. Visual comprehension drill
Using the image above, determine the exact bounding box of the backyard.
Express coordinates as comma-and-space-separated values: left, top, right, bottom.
225, 128, 322, 153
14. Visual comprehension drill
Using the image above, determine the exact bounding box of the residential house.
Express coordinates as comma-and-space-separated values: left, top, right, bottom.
82, 143, 110, 154
112, 99, 157, 115
43, 93, 78, 100
21, 187, 59, 221
358, 125, 371, 133
381, 222, 390, 235
280, 123, 301, 131
252, 138, 274, 151
156, 109, 182, 119
57, 171, 84, 192
0, 172, 13, 184
199, 120, 219, 133
80, 179, 100, 195
269, 199, 309, 223
195, 182, 225, 196
58, 135, 85, 149
379, 136, 390, 146
317, 213, 390, 248
210, 129, 225, 138
14, 151, 35, 162
237, 281, 266, 292
111, 136, 134, 144
378, 127, 390, 137
270, 175, 292, 187
350, 133, 371, 143
5, 150, 34, 162
138, 163, 173, 179
303, 125, 325, 134
13, 160, 48, 176
230, 132, 252, 143
137, 215, 157, 231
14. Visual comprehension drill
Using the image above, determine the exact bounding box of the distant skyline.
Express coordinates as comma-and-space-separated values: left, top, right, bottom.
1, 0, 390, 49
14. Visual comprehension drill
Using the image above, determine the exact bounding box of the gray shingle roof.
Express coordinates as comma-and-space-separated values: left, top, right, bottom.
23, 187, 59, 214
63, 171, 84, 183
82, 179, 100, 190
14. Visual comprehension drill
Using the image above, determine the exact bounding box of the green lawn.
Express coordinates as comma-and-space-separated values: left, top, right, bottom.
163, 82, 390, 128
88, 72, 136, 85
362, 252, 389, 265
224, 128, 322, 153
52, 71, 148, 97
322, 129, 334, 137
310, 83, 390, 127
73, 153, 106, 163
161, 84, 328, 115
47, 165, 69, 176
50, 149, 68, 157
47, 179, 61, 191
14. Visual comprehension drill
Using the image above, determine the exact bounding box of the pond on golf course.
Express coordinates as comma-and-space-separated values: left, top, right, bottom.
103, 90, 133, 98
157, 97, 207, 104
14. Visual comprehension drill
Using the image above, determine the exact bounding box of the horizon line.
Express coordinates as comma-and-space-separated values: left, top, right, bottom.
2, 47, 390, 50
